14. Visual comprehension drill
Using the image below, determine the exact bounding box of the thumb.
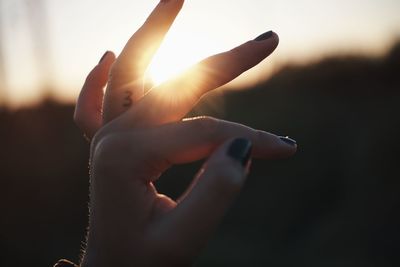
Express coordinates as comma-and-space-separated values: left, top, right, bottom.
74, 51, 116, 139
150, 138, 252, 260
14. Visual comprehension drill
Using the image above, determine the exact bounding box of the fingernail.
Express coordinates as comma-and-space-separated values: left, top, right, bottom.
227, 138, 253, 167
254, 30, 274, 41
98, 51, 109, 64
160, 0, 171, 3
279, 136, 297, 147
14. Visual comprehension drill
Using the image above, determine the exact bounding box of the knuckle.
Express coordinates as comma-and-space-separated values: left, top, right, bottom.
91, 131, 147, 171
108, 62, 140, 85
92, 134, 122, 163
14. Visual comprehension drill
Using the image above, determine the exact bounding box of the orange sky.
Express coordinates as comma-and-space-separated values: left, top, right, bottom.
1, 0, 399, 107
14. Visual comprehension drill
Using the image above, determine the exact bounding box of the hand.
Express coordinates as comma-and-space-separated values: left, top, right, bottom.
74, 1, 297, 266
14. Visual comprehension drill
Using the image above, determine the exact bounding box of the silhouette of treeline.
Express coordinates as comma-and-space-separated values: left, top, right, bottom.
0, 42, 399, 266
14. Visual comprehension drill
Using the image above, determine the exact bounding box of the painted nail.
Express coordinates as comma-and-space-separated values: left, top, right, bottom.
227, 138, 253, 167
98, 51, 109, 64
254, 30, 274, 41
279, 136, 297, 147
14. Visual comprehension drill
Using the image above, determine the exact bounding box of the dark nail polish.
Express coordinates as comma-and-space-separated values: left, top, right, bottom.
227, 138, 253, 166
254, 30, 274, 41
279, 136, 297, 147
99, 51, 109, 64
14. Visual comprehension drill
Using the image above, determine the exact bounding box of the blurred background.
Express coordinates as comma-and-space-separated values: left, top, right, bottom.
0, 0, 399, 266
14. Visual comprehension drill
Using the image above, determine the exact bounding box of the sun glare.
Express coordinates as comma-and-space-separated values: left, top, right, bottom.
147, 32, 215, 86
147, 55, 189, 86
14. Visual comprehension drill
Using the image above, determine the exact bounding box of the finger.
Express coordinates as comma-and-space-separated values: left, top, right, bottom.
130, 31, 279, 126
118, 0, 184, 75
116, 0, 184, 79
74, 51, 116, 139
149, 138, 252, 259
103, 0, 184, 122
144, 116, 296, 167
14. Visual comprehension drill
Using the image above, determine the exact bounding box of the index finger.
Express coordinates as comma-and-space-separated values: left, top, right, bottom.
129, 31, 279, 126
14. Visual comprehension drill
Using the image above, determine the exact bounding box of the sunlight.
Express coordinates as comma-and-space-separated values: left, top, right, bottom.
147, 31, 215, 86
147, 52, 190, 85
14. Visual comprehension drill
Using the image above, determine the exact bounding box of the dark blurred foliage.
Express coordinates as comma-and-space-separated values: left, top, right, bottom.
1, 42, 399, 266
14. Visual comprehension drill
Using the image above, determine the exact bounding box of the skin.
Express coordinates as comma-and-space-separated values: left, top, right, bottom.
74, 0, 297, 266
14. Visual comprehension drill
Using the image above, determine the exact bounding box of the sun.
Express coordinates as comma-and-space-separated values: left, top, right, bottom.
147, 50, 190, 85
146, 32, 215, 86
147, 42, 198, 85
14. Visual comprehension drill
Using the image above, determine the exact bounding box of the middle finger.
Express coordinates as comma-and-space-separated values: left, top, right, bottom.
103, 0, 185, 123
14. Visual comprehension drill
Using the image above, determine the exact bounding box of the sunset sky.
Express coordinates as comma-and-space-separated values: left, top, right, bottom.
1, 0, 399, 107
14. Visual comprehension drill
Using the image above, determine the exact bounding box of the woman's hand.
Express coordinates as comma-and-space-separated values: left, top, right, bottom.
74, 1, 297, 266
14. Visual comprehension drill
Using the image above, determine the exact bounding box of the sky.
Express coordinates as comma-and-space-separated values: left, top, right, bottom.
0, 0, 399, 107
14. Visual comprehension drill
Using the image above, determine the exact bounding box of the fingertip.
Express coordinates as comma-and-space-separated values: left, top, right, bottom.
253, 30, 278, 41
226, 138, 253, 167
251, 30, 279, 53
160, 0, 185, 8
86, 51, 115, 83
269, 31, 279, 50
225, 31, 279, 75
274, 31, 280, 45
250, 132, 297, 159
277, 136, 298, 157
155, 0, 185, 21
108, 51, 117, 60
279, 136, 297, 146
98, 51, 109, 64
93, 51, 115, 83
98, 51, 116, 66
203, 138, 253, 191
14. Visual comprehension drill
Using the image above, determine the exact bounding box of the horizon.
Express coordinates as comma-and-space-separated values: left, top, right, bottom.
1, 0, 399, 107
